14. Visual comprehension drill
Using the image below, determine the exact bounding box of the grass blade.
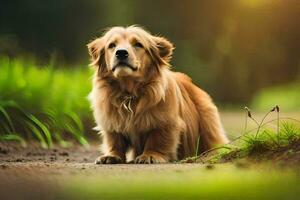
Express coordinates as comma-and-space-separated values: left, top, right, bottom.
64, 111, 84, 132
0, 105, 16, 133
25, 113, 53, 148
0, 134, 27, 147
64, 123, 89, 147
25, 122, 48, 148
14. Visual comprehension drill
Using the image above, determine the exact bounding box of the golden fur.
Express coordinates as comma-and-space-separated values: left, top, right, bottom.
88, 26, 228, 164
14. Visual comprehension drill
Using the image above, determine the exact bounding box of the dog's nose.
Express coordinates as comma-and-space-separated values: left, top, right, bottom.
115, 49, 129, 60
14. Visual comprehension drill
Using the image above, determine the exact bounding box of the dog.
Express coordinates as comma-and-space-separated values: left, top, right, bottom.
88, 26, 228, 164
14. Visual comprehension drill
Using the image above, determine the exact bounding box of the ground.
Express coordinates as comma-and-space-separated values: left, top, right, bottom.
0, 112, 300, 200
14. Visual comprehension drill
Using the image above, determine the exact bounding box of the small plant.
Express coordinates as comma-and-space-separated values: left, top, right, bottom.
183, 105, 300, 164
240, 105, 300, 154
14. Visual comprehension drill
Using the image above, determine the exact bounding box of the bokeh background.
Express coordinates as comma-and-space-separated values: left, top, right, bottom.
1, 0, 300, 105
0, 0, 299, 145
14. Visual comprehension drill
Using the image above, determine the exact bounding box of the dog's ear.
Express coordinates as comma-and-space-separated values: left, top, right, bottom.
87, 38, 107, 75
87, 38, 103, 62
152, 36, 174, 64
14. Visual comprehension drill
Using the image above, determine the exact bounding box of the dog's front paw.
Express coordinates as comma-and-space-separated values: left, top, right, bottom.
95, 155, 123, 164
135, 153, 168, 164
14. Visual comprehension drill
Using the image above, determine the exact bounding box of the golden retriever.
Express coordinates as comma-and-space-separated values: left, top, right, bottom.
88, 26, 228, 164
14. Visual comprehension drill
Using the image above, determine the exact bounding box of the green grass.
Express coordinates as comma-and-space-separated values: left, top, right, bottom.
62, 165, 300, 200
189, 106, 300, 164
231, 107, 300, 158
0, 57, 92, 147
179, 106, 300, 164
251, 82, 300, 111
211, 122, 300, 163
243, 122, 300, 152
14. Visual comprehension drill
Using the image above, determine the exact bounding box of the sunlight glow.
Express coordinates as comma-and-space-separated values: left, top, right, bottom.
240, 0, 274, 8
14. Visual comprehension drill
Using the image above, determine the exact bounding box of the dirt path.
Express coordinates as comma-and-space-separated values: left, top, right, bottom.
0, 142, 207, 175
0, 142, 100, 173
0, 142, 214, 200
1, 142, 300, 200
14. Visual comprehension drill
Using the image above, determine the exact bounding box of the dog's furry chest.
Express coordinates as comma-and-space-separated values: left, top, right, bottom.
90, 74, 181, 136
99, 106, 161, 134
93, 94, 167, 135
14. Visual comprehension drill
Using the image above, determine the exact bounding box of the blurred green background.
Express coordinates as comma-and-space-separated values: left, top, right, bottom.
1, 0, 300, 105
0, 0, 299, 145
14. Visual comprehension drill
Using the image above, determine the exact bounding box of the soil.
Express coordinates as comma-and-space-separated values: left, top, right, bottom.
250, 140, 300, 166
0, 142, 100, 174
0, 142, 210, 200
0, 141, 299, 200
0, 142, 208, 175
1, 140, 300, 175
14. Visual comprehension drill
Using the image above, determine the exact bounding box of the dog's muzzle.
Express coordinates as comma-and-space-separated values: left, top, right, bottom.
112, 61, 137, 72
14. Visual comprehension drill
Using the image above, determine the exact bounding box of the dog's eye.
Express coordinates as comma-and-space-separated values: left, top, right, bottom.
108, 43, 116, 49
134, 42, 143, 48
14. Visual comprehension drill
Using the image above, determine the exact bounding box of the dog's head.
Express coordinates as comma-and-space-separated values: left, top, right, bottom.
87, 26, 174, 80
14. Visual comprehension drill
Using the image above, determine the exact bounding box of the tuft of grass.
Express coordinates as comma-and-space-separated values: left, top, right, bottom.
280, 122, 300, 144
183, 106, 300, 164
0, 57, 92, 148
217, 121, 300, 163
238, 106, 300, 156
